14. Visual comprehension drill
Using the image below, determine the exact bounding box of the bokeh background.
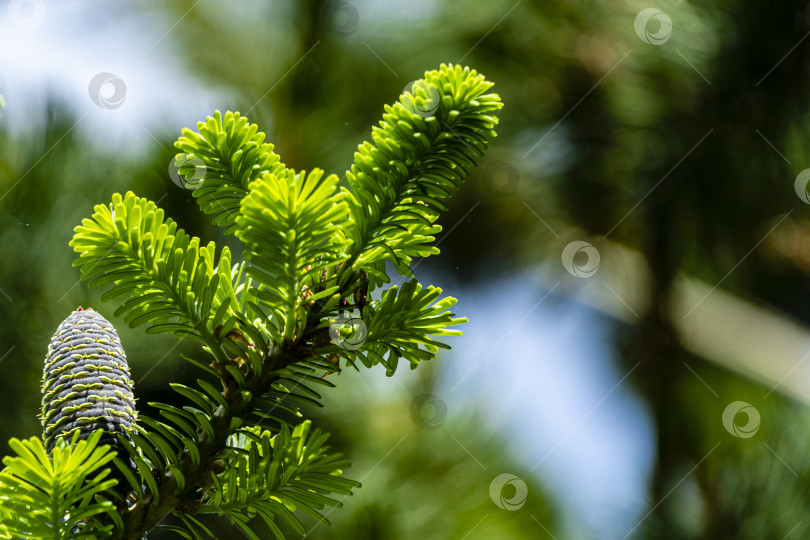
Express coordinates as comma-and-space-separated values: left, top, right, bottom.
2, 1, 810, 538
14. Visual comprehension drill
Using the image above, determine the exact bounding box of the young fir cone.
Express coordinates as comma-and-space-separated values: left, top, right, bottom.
41, 307, 137, 452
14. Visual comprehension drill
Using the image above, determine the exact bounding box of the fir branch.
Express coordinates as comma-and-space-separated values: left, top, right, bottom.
344, 63, 502, 282
235, 168, 351, 345
323, 280, 467, 374
70, 191, 244, 363
0, 431, 121, 539
174, 111, 287, 235
55, 63, 502, 539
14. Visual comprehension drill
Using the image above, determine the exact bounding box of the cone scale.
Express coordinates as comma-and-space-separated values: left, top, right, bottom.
41, 307, 137, 451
